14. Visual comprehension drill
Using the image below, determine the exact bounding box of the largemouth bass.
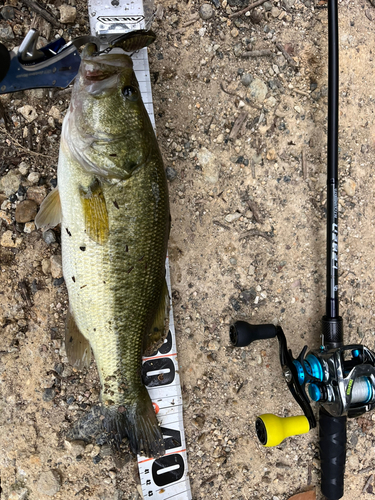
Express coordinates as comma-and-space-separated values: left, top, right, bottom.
36, 44, 170, 458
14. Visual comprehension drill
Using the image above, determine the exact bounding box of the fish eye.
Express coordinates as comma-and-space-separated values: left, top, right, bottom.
122, 86, 138, 101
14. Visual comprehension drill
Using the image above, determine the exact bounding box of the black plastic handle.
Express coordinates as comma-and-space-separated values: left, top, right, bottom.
319, 408, 347, 500
229, 321, 277, 347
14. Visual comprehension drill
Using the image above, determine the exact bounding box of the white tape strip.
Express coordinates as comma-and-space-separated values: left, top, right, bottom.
138, 260, 192, 498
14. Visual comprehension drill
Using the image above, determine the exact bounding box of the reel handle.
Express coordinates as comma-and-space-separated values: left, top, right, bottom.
229, 321, 277, 347
319, 409, 347, 500
256, 413, 310, 447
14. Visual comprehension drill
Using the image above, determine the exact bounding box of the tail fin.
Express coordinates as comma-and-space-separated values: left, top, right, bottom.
67, 390, 165, 458
102, 391, 165, 458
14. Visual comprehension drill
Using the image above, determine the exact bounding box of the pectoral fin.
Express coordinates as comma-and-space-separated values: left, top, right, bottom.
79, 179, 109, 245
35, 187, 62, 229
65, 308, 92, 370
144, 279, 170, 353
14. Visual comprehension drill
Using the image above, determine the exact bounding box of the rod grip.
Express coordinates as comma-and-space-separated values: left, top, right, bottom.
319, 408, 346, 500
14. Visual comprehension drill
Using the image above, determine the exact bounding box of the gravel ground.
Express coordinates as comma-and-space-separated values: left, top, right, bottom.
1, 0, 375, 499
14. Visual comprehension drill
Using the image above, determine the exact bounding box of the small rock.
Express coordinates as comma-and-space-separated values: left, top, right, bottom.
24, 222, 35, 233
165, 167, 177, 181
64, 439, 86, 456
13, 24, 23, 36
216, 133, 224, 144
7, 488, 28, 500
27, 185, 47, 205
282, 0, 295, 9
43, 387, 56, 402
37, 470, 61, 496
42, 230, 56, 245
0, 25, 14, 40
48, 106, 62, 121
27, 172, 40, 185
48, 116, 55, 128
249, 78, 268, 103
0, 171, 21, 197
18, 162, 29, 176
264, 96, 277, 108
1, 6, 15, 20
225, 212, 241, 223
50, 255, 63, 278
266, 148, 277, 161
199, 3, 214, 20
197, 147, 219, 184
59, 4, 77, 23
271, 6, 281, 17
231, 28, 239, 38
210, 0, 220, 7
18, 105, 38, 123
241, 73, 253, 87
263, 1, 273, 10
233, 43, 243, 57
15, 200, 38, 223
42, 258, 51, 275
1, 230, 16, 247
93, 455, 102, 464
343, 178, 356, 197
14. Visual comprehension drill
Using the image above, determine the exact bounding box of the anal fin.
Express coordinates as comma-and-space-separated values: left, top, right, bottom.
35, 187, 62, 229
65, 308, 92, 370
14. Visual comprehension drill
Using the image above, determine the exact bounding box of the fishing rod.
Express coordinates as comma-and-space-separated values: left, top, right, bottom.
229, 0, 375, 498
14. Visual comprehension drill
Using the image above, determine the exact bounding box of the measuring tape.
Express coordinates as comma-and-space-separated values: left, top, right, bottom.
87, 1, 192, 498
139, 258, 192, 499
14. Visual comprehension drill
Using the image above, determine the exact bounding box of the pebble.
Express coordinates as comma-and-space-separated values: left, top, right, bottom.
18, 105, 38, 123
249, 78, 268, 103
59, 5, 77, 23
263, 1, 273, 10
48, 106, 62, 121
241, 73, 253, 87
36, 470, 61, 496
8, 488, 28, 500
199, 3, 214, 20
266, 148, 277, 161
64, 439, 86, 456
197, 147, 219, 184
50, 255, 63, 278
343, 178, 356, 197
0, 25, 14, 40
27, 185, 47, 205
1, 6, 15, 20
43, 230, 57, 245
1, 230, 17, 248
24, 222, 35, 233
43, 387, 56, 402
166, 166, 177, 181
18, 162, 29, 176
210, 0, 220, 7
27, 172, 40, 185
231, 28, 239, 38
225, 212, 241, 223
282, 0, 295, 9
42, 259, 51, 275
15, 200, 38, 223
0, 171, 21, 197
216, 133, 224, 144
271, 6, 281, 17
264, 96, 277, 108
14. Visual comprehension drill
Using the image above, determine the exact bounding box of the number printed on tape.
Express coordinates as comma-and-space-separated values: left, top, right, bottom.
137, 261, 192, 500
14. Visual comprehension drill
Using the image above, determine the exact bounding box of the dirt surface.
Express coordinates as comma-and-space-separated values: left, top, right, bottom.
1, 0, 375, 499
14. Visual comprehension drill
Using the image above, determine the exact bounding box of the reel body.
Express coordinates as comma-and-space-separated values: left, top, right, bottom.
230, 321, 375, 446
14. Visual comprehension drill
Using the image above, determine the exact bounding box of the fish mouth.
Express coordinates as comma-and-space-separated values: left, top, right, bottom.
81, 43, 133, 83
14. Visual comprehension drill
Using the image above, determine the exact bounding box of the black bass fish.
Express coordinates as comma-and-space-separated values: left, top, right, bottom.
36, 43, 170, 458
